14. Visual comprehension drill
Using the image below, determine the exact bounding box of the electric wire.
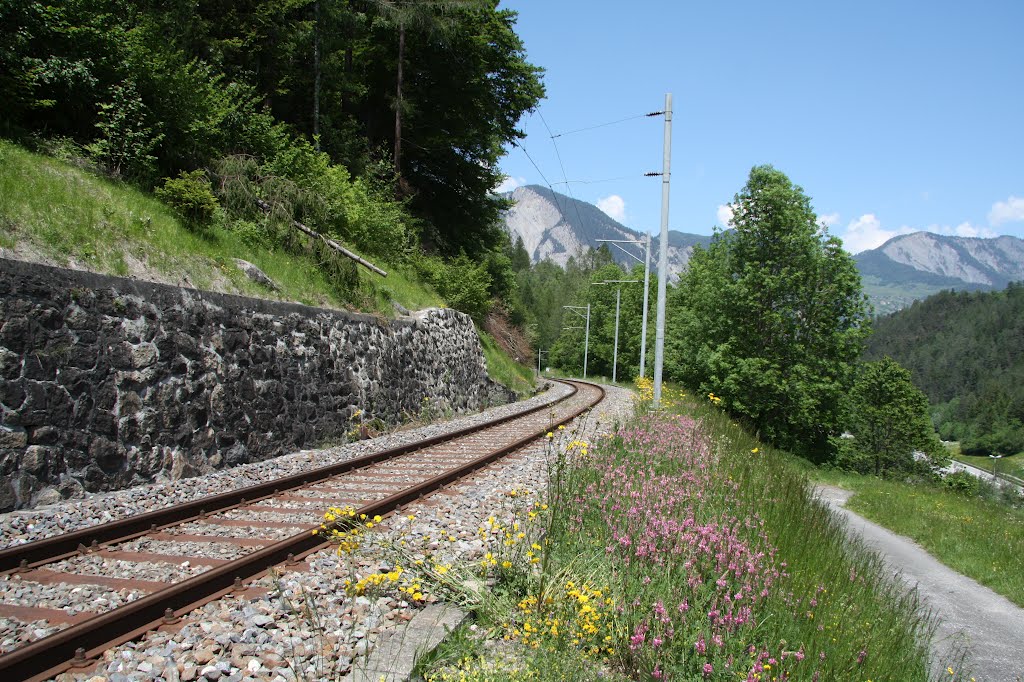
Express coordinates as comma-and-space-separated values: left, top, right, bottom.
509, 139, 566, 217
538, 110, 587, 237
552, 175, 636, 186
550, 110, 664, 138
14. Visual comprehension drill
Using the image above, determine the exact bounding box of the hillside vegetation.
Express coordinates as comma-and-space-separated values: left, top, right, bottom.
0, 139, 443, 312
866, 283, 1024, 456
1, 0, 545, 323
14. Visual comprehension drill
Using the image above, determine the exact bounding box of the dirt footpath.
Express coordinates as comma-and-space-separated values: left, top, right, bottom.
814, 485, 1023, 682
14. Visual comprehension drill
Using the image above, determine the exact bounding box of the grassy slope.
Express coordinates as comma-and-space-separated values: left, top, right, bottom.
800, 461, 1024, 608
0, 139, 534, 392
952, 451, 1024, 482
0, 139, 441, 313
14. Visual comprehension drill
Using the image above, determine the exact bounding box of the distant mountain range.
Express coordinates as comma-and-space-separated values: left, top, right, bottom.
854, 233, 1024, 314
501, 185, 711, 279
501, 185, 1024, 315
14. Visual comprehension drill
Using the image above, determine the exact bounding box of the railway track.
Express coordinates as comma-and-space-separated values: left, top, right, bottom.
0, 379, 604, 681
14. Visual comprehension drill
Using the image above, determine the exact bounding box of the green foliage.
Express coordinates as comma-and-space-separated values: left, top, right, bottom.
154, 170, 218, 229
214, 150, 415, 265
1, 0, 543, 260
836, 357, 944, 476
86, 79, 163, 180
866, 283, 1024, 457
942, 470, 981, 496
666, 165, 871, 458
413, 252, 492, 322
374, 0, 545, 256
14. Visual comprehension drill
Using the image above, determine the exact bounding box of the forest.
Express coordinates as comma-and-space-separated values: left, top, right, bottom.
866, 283, 1024, 457
1, 0, 544, 317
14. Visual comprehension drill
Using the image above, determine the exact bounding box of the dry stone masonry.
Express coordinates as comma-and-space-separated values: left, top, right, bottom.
0, 258, 512, 511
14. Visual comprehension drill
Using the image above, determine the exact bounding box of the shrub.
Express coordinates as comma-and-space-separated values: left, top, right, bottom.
943, 470, 981, 496
86, 79, 163, 181
413, 253, 492, 322
155, 170, 218, 229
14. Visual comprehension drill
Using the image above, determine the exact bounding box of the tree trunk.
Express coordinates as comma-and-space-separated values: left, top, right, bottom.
393, 20, 405, 173
313, 0, 321, 149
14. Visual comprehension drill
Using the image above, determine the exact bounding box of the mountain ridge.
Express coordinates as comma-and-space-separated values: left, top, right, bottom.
854, 231, 1024, 314
501, 184, 711, 278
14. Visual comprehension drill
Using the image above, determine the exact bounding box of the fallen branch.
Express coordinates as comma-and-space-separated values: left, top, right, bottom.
255, 198, 387, 277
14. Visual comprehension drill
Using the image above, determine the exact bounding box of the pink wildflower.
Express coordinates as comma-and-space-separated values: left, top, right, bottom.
694, 634, 707, 654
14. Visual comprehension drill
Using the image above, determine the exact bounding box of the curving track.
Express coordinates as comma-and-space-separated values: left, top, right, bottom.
0, 379, 604, 681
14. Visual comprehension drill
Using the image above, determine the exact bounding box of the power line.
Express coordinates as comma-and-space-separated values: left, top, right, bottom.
550, 111, 664, 139
552, 174, 637, 186
509, 139, 566, 217
539, 110, 587, 237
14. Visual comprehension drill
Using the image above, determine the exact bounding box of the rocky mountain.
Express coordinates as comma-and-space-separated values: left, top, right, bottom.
501, 186, 1024, 315
501, 185, 711, 278
855, 233, 1024, 314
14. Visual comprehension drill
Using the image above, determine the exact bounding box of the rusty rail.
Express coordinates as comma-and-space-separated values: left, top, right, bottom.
0, 380, 604, 682
0, 383, 581, 573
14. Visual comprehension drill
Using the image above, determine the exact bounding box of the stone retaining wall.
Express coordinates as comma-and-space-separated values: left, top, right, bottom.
0, 258, 513, 510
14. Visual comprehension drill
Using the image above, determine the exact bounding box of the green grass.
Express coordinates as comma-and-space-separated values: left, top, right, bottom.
479, 330, 536, 397
951, 449, 1024, 482
428, 382, 945, 681
0, 139, 346, 307
808, 473, 1024, 607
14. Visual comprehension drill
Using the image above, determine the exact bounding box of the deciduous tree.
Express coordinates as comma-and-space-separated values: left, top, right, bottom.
836, 357, 943, 475
666, 165, 871, 458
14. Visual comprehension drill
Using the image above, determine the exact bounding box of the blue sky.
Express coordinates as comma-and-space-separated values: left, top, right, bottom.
496, 0, 1024, 253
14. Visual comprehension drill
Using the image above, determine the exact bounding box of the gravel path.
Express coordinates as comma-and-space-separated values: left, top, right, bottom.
0, 380, 635, 681
815, 484, 1024, 682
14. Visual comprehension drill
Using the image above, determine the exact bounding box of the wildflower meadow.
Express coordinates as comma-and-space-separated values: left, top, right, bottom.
424, 381, 949, 681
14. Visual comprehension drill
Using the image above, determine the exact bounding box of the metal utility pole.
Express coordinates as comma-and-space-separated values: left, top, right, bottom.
536, 348, 549, 378
584, 303, 590, 378
562, 305, 591, 379
596, 237, 652, 378
641, 232, 651, 378
613, 287, 620, 383
653, 93, 672, 409
598, 278, 634, 382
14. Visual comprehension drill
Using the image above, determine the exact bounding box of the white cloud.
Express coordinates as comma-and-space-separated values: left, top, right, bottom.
838, 214, 916, 253
716, 203, 734, 228
930, 221, 996, 239
838, 214, 998, 254
496, 176, 526, 193
597, 195, 627, 222
818, 212, 840, 229
988, 196, 1024, 226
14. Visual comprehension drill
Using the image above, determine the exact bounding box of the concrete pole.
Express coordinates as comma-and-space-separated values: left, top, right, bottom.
640, 231, 651, 378
612, 287, 621, 383
653, 93, 672, 408
583, 303, 590, 379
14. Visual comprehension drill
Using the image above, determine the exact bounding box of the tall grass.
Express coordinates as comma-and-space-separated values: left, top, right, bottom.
431, 382, 950, 681
838, 478, 1024, 607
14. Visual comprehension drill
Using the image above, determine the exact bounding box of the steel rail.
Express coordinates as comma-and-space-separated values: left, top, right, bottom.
0, 380, 604, 682
0, 383, 579, 573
